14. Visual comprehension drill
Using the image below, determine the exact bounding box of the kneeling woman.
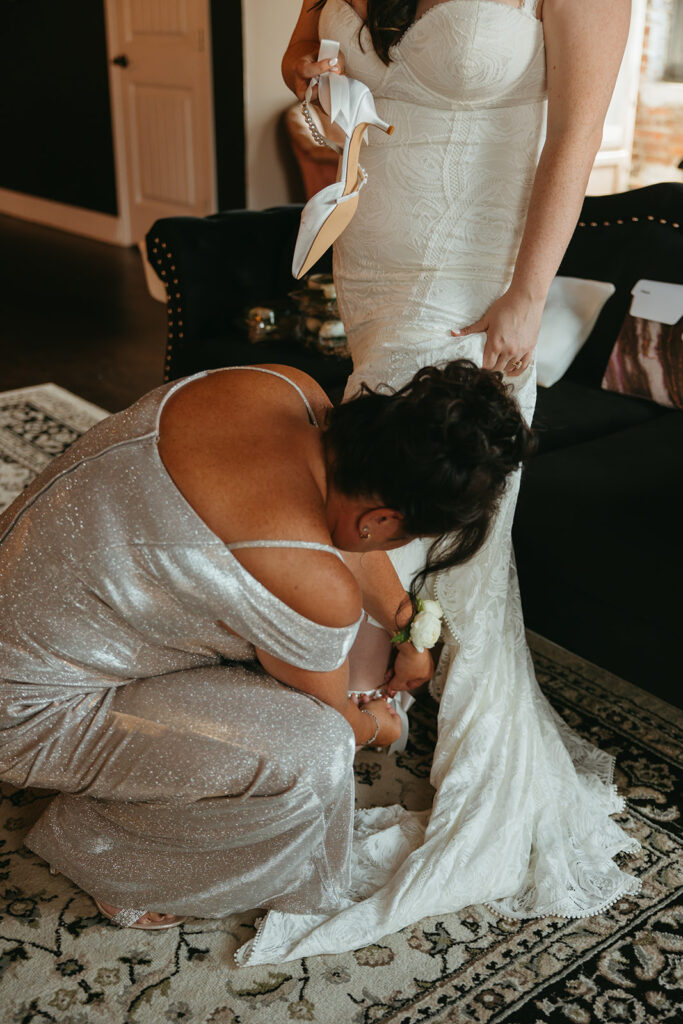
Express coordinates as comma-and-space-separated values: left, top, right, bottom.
0, 361, 532, 929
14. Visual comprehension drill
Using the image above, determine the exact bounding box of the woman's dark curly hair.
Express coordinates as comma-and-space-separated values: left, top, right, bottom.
311, 1, 418, 66
323, 359, 535, 600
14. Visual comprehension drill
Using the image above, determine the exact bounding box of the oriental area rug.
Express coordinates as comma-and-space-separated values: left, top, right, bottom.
0, 384, 681, 1024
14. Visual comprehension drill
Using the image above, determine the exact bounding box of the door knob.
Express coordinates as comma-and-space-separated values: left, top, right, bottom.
112, 54, 129, 68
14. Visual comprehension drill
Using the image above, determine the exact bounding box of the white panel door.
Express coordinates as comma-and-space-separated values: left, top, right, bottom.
106, 0, 216, 242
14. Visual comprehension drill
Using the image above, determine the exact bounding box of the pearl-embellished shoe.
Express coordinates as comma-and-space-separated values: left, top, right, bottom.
292, 71, 394, 279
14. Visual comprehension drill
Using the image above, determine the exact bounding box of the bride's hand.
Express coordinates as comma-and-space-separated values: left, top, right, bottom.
450, 289, 546, 377
292, 53, 345, 102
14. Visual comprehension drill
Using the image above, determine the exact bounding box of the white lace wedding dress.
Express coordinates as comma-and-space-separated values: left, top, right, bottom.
236, 0, 640, 964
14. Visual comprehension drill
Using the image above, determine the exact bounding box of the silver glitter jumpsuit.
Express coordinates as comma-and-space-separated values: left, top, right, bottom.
0, 367, 361, 918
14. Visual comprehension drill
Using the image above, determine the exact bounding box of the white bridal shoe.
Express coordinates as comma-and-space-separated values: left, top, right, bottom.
292, 46, 394, 280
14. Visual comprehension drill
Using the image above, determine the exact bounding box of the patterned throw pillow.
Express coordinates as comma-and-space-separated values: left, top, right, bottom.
601, 280, 683, 410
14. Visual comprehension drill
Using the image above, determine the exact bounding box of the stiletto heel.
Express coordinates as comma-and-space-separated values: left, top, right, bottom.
293, 66, 395, 280
386, 697, 410, 756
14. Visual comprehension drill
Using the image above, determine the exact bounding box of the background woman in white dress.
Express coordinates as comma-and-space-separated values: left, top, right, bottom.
253, 0, 642, 966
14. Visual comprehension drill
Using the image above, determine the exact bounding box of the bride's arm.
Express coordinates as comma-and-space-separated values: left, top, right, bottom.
282, 0, 345, 100
453, 0, 631, 377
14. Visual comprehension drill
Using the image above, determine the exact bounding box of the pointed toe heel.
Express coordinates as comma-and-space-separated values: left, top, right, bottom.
293, 58, 396, 279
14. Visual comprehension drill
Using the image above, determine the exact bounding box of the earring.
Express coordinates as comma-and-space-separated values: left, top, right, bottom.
360, 526, 371, 541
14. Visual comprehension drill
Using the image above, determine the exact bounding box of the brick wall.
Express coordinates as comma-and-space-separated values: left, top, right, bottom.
630, 0, 683, 186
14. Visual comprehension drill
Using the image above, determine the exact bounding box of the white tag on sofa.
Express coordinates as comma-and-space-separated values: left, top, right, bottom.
630, 280, 683, 325
536, 276, 616, 388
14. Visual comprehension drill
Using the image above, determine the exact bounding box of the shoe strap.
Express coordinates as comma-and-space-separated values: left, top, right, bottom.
302, 80, 342, 154
111, 907, 148, 927
336, 165, 368, 205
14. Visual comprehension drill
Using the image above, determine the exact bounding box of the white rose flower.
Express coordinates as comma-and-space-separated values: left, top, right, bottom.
409, 610, 442, 652
420, 599, 443, 619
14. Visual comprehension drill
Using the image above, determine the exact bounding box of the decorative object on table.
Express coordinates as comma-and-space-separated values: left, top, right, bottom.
244, 306, 277, 343
243, 305, 301, 345
289, 272, 350, 358
243, 304, 300, 346
535, 276, 616, 387
601, 279, 683, 408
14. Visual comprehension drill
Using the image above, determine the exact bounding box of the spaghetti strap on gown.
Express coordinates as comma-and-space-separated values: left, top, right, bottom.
232, 0, 641, 964
0, 367, 362, 919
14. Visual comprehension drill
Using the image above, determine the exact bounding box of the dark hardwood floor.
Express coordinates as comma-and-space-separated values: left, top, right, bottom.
0, 213, 167, 412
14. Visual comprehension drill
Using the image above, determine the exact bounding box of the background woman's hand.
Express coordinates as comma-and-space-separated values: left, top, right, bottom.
382, 642, 434, 697
451, 288, 546, 377
291, 53, 345, 101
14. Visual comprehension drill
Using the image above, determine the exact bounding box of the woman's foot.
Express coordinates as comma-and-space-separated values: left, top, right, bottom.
94, 898, 186, 929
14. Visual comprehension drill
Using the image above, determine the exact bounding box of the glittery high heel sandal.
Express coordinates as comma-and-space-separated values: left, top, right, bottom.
93, 897, 187, 930
292, 43, 394, 279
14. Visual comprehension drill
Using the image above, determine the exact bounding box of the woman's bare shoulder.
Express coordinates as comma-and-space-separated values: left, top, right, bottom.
252, 363, 333, 423
233, 542, 362, 630
178, 365, 331, 427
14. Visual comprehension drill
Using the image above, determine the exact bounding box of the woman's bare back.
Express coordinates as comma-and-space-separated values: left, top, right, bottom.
158, 366, 361, 629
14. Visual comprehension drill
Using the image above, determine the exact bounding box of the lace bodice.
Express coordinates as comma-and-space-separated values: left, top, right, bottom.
319, 0, 547, 356
321, 0, 545, 109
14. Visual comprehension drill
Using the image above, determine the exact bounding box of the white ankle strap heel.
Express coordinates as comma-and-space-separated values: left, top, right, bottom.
292, 60, 394, 280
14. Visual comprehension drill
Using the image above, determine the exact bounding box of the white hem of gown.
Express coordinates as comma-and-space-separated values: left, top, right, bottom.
233, 359, 641, 966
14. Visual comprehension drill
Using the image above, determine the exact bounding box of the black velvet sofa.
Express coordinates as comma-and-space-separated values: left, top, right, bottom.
147, 183, 683, 705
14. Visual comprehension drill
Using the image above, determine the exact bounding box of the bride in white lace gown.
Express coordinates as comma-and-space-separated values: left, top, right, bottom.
243, 0, 636, 965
